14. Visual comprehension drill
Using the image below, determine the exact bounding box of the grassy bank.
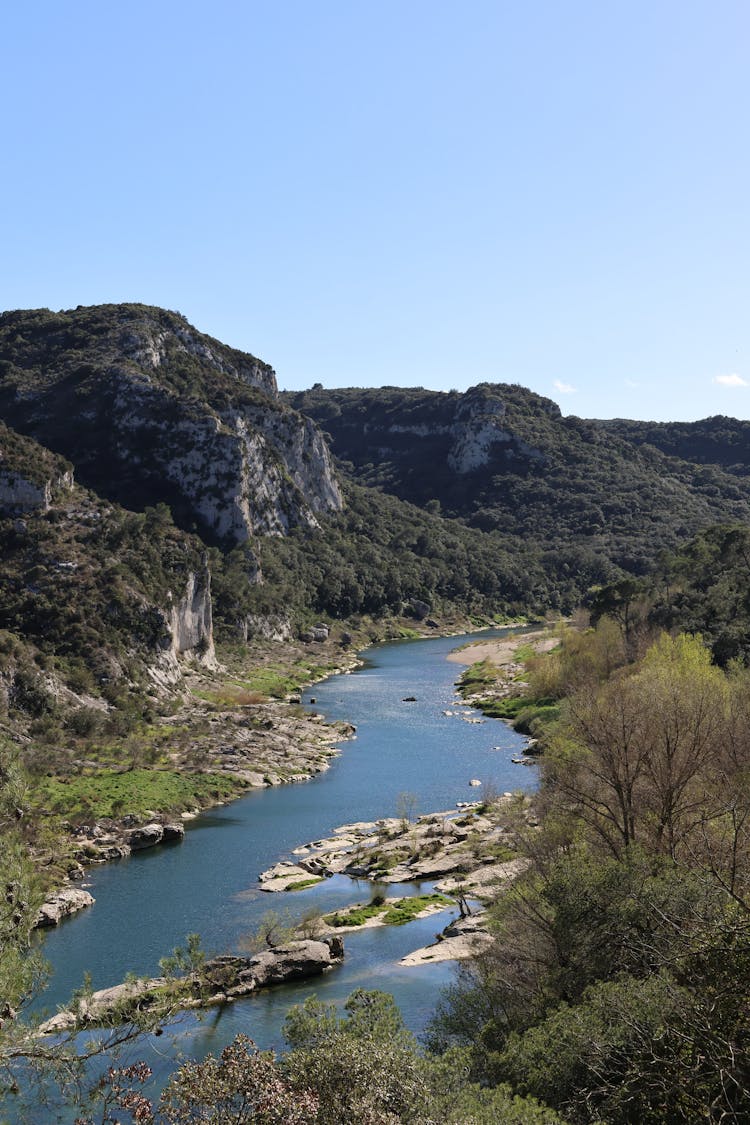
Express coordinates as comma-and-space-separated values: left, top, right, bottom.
31, 768, 249, 823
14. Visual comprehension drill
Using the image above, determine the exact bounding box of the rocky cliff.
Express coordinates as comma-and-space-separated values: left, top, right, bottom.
285, 382, 555, 486
0, 422, 225, 721
0, 304, 342, 546
0, 423, 75, 514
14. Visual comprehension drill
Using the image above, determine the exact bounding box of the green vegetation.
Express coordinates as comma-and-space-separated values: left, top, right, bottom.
72, 988, 569, 1123
6, 305, 750, 1120
324, 901, 388, 928
600, 413, 750, 477
324, 893, 450, 928
426, 623, 750, 1122
591, 523, 750, 668
284, 877, 324, 892
285, 382, 750, 598
457, 652, 562, 739
252, 480, 551, 621
382, 893, 451, 925
32, 768, 246, 823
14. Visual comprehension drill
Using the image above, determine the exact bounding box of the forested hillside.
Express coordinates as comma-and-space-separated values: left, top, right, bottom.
284, 383, 750, 576
590, 522, 750, 668
600, 414, 750, 477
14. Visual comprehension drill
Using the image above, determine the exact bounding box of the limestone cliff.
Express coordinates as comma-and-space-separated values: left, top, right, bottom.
0, 304, 342, 546
0, 424, 75, 513
0, 421, 227, 714
287, 382, 547, 480
158, 563, 216, 671
447, 387, 544, 473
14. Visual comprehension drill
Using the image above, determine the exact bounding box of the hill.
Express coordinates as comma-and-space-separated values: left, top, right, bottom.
598, 415, 750, 477
0, 307, 567, 724
283, 383, 750, 576
0, 421, 219, 736
0, 304, 342, 551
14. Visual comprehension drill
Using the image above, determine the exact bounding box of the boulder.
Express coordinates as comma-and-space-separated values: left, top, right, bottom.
249, 938, 343, 987
162, 822, 186, 843
40, 938, 346, 1033
126, 822, 164, 850
36, 888, 95, 928
258, 861, 315, 892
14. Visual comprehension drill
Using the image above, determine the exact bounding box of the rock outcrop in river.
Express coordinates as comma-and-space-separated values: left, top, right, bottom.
40, 936, 345, 1033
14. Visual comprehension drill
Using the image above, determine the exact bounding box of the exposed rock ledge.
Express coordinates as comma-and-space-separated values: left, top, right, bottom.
260, 797, 533, 892
400, 911, 493, 966
40, 936, 344, 1034
36, 888, 95, 928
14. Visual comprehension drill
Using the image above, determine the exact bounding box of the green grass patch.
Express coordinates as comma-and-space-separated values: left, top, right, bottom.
458, 660, 501, 691
324, 900, 387, 928
383, 893, 452, 925
512, 702, 561, 735
324, 893, 451, 929
285, 877, 324, 892
198, 659, 340, 703
31, 768, 246, 822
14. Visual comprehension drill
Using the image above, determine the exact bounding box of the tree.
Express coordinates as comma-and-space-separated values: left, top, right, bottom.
396, 791, 418, 830
159, 1036, 318, 1125
548, 633, 728, 860
282, 990, 428, 1124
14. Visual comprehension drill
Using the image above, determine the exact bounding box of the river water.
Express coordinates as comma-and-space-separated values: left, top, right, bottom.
35, 628, 535, 1078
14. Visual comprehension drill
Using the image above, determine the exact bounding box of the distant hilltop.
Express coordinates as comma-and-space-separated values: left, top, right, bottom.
283, 382, 750, 576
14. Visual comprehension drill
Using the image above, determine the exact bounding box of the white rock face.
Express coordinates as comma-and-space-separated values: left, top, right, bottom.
120, 321, 278, 396
447, 393, 509, 473
363, 387, 545, 476
168, 568, 215, 661
242, 614, 293, 643
110, 376, 341, 544
448, 420, 513, 473
0, 468, 74, 512
154, 565, 217, 679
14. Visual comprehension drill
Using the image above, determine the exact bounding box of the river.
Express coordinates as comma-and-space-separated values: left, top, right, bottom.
34, 628, 535, 1092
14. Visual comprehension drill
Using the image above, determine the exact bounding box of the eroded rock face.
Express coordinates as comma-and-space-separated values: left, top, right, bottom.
119, 319, 278, 397
240, 613, 293, 643
158, 564, 216, 667
0, 455, 74, 515
0, 304, 343, 547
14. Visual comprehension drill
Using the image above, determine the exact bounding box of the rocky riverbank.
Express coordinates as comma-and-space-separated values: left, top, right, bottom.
35, 622, 532, 933
34, 672, 358, 924
40, 936, 345, 1034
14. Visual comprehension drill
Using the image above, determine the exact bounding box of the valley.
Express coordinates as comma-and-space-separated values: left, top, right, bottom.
2, 304, 750, 1122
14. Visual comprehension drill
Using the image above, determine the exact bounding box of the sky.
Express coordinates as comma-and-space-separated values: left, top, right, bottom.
2, 1, 749, 422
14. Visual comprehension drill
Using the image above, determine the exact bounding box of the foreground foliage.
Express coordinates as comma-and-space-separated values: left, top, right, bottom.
428, 622, 750, 1123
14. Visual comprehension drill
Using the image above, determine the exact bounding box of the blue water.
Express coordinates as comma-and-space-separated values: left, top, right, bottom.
35, 629, 535, 1047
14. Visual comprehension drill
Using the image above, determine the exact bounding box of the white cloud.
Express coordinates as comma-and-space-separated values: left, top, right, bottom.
713, 373, 748, 387
624, 378, 640, 388
553, 379, 577, 394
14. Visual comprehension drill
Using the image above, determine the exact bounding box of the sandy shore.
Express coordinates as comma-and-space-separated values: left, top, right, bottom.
447, 628, 555, 667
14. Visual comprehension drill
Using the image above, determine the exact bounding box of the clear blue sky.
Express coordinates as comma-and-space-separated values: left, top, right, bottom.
2, 1, 748, 421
